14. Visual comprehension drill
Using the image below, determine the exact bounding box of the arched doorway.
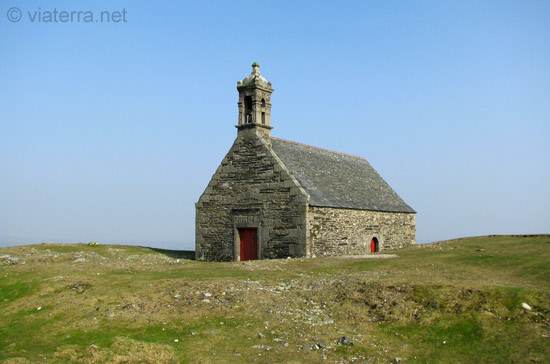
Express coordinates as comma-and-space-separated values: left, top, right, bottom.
370, 237, 379, 253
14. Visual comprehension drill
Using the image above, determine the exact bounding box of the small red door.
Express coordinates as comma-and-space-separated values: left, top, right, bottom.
239, 228, 258, 261
371, 238, 377, 253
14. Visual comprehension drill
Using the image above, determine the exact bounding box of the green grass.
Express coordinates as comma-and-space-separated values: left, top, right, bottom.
1, 235, 549, 363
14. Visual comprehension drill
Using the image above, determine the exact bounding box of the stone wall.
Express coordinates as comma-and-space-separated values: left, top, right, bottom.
307, 206, 416, 257
195, 129, 309, 261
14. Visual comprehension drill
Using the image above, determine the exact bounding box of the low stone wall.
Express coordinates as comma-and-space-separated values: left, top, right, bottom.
307, 206, 416, 257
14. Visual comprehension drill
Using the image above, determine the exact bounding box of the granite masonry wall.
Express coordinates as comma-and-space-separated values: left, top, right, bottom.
195, 129, 309, 261
307, 206, 416, 257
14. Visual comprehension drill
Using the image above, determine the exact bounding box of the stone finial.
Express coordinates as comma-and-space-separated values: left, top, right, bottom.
252, 62, 260, 75
237, 62, 273, 91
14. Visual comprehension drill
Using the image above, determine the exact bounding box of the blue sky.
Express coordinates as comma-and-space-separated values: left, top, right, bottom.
1, 0, 549, 249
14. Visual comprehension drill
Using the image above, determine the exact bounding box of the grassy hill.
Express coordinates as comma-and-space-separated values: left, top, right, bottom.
1, 235, 549, 363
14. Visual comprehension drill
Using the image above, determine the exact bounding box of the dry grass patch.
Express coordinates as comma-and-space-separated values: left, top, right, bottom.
1, 235, 549, 363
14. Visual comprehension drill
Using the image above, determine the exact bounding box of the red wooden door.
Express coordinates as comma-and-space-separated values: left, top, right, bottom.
240, 228, 258, 261
371, 238, 377, 253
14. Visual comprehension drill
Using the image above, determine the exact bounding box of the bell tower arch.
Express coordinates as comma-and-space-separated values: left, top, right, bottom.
236, 62, 274, 140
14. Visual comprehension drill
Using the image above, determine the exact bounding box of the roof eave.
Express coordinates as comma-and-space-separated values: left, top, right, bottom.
308, 203, 416, 214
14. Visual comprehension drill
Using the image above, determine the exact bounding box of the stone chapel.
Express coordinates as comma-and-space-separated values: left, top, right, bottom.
195, 63, 416, 261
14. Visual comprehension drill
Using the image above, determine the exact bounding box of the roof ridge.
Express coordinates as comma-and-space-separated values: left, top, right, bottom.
271, 137, 365, 160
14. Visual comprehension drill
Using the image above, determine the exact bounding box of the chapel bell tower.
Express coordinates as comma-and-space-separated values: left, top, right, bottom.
236, 62, 274, 140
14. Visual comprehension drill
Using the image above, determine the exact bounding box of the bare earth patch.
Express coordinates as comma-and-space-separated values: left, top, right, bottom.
335, 254, 398, 259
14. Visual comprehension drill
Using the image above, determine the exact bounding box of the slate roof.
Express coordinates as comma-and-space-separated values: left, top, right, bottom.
271, 138, 415, 213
